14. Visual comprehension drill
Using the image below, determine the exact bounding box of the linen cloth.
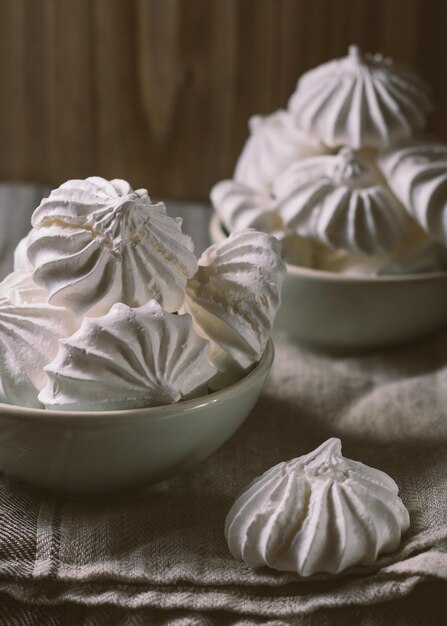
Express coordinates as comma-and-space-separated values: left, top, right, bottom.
0, 330, 446, 624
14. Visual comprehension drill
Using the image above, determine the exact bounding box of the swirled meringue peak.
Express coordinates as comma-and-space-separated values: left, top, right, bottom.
183, 229, 286, 389
234, 110, 327, 192
27, 177, 198, 318
288, 46, 432, 149
225, 438, 409, 576
379, 142, 447, 244
39, 300, 216, 411
0, 270, 78, 407
274, 148, 407, 256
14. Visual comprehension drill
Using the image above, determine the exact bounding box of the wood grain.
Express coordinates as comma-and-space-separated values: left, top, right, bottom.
0, 0, 445, 200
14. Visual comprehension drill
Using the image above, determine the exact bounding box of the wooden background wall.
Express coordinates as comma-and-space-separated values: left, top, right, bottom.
0, 0, 446, 201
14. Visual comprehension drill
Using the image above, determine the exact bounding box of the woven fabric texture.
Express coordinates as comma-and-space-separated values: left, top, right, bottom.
0, 330, 446, 625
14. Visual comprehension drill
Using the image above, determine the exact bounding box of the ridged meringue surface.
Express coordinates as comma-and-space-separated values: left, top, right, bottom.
13, 233, 34, 272
225, 438, 410, 576
379, 142, 447, 244
183, 229, 286, 388
288, 46, 432, 149
274, 148, 407, 255
27, 177, 198, 318
210, 180, 281, 235
234, 110, 326, 192
0, 270, 78, 407
39, 300, 216, 411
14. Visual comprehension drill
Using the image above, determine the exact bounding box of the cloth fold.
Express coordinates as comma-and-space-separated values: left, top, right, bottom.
0, 330, 446, 624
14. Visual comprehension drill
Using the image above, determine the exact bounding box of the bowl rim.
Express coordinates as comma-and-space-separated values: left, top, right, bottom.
209, 214, 447, 284
0, 339, 275, 420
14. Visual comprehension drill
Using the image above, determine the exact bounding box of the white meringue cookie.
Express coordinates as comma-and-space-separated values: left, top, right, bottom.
288, 46, 432, 150
314, 221, 447, 276
273, 233, 314, 268
13, 233, 34, 272
0, 270, 78, 408
0, 268, 51, 305
234, 110, 327, 192
39, 300, 216, 411
210, 180, 281, 235
274, 148, 407, 256
225, 438, 409, 576
27, 177, 198, 318
210, 181, 315, 268
314, 247, 387, 276
380, 239, 447, 275
379, 142, 447, 244
183, 229, 286, 388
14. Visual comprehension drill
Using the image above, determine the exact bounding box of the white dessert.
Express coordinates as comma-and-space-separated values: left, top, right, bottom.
235, 110, 327, 192
225, 438, 409, 576
27, 177, 198, 318
289, 45, 432, 150
316, 220, 447, 276
211, 46, 447, 277
274, 148, 407, 256
0, 270, 78, 407
183, 229, 286, 388
211, 180, 281, 234
13, 233, 34, 272
1, 178, 285, 410
40, 301, 216, 411
379, 142, 447, 244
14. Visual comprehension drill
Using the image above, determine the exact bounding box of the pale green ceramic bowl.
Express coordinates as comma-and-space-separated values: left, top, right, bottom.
210, 215, 447, 353
0, 340, 273, 496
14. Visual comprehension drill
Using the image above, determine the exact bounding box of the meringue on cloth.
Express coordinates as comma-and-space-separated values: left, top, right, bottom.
225, 438, 410, 576
27, 177, 198, 318
40, 300, 216, 411
183, 229, 286, 389
0, 270, 78, 408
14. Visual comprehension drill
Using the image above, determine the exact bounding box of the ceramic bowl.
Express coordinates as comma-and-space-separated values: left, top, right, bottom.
0, 340, 273, 497
210, 215, 447, 353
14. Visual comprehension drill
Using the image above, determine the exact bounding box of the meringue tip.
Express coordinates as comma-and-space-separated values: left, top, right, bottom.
314, 436, 342, 455
348, 44, 362, 60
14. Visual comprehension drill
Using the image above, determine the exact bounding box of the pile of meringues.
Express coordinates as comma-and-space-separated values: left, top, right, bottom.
212, 46, 447, 276
0, 177, 285, 410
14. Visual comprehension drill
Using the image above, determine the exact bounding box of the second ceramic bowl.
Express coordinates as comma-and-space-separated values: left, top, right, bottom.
210, 215, 447, 353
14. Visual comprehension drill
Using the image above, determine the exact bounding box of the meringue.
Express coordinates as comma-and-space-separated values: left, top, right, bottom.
0, 270, 78, 407
234, 110, 326, 192
211, 180, 281, 234
210, 47, 446, 277
314, 247, 387, 276
13, 233, 34, 272
289, 45, 432, 150
183, 229, 286, 388
274, 148, 407, 256
225, 438, 409, 576
379, 142, 447, 244
27, 177, 198, 318
39, 300, 216, 411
